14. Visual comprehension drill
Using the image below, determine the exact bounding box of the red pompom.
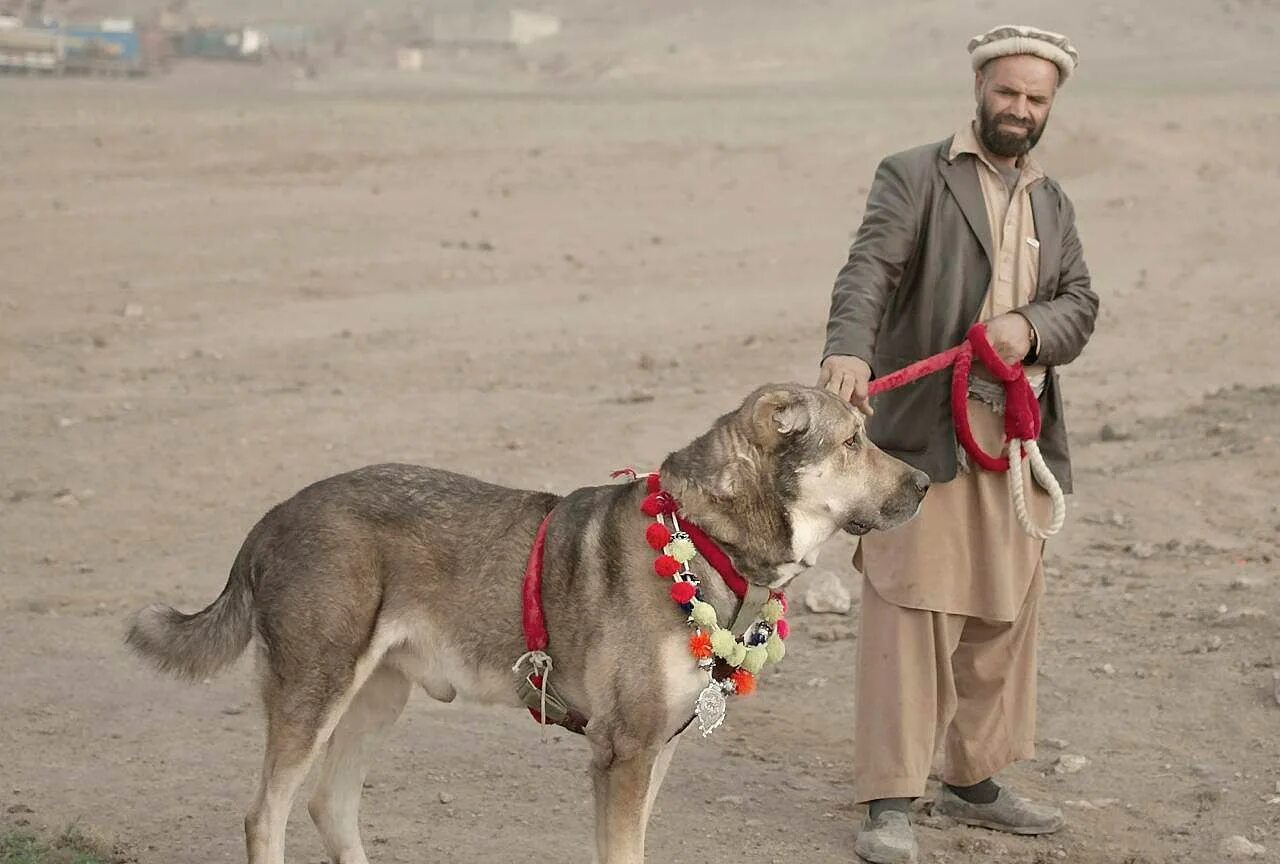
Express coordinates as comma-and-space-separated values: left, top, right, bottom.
776, 618, 790, 640
689, 631, 713, 660
730, 669, 756, 696
654, 555, 680, 578
641, 492, 673, 517
646, 473, 662, 493
670, 581, 696, 604
771, 591, 788, 613
646, 522, 672, 551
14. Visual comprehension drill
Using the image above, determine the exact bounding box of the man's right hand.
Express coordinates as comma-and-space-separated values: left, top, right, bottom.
818, 355, 874, 415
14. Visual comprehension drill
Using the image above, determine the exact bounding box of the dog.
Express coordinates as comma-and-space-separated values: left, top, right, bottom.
126, 382, 929, 864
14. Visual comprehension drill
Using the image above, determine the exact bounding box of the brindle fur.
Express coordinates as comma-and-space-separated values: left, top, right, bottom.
126, 383, 928, 864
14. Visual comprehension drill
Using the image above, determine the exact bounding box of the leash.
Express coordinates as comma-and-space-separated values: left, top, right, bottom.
866, 323, 1065, 539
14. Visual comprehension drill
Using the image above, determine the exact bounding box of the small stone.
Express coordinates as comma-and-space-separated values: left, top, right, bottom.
1215, 608, 1269, 627
1043, 738, 1070, 750
1220, 836, 1266, 858
1055, 754, 1089, 775
122, 303, 145, 318
221, 705, 244, 716
1092, 663, 1116, 676
803, 572, 852, 615
1126, 542, 1155, 560
58, 417, 78, 428
1100, 423, 1133, 442
714, 794, 746, 805
438, 791, 454, 804
1063, 799, 1097, 810
6, 803, 33, 814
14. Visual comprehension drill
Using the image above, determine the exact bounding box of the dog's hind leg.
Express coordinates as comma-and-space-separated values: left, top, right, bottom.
308, 663, 411, 864
245, 640, 389, 864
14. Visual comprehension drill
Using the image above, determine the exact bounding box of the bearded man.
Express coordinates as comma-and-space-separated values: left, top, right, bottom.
818, 25, 1100, 864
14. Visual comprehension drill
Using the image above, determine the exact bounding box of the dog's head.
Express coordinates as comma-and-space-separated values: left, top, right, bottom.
661, 383, 929, 584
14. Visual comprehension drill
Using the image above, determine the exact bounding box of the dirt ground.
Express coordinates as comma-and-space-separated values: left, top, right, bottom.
2, 7, 1279, 862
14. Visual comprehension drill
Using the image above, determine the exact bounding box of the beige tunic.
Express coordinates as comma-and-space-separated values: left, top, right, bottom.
855, 122, 1052, 622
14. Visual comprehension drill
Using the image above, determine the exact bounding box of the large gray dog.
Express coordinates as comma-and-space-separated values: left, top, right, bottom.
127, 382, 928, 864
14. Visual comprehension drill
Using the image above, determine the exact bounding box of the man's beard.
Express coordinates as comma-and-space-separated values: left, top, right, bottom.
977, 101, 1047, 158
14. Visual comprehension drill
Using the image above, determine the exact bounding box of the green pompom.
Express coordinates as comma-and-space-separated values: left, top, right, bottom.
668, 537, 697, 564
710, 628, 737, 659
766, 633, 786, 664
742, 645, 769, 675
761, 598, 784, 624
690, 600, 718, 629
730, 643, 748, 667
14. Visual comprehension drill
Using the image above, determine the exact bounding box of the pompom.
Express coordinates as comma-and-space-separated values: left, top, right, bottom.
730, 643, 747, 667
730, 668, 756, 696
761, 598, 784, 624
742, 645, 769, 675
640, 492, 665, 517
645, 523, 672, 551
670, 581, 696, 605
646, 473, 662, 493
776, 618, 790, 641
654, 555, 680, 578
689, 600, 718, 629
689, 631, 712, 660
766, 633, 786, 664
668, 537, 697, 564
710, 628, 737, 659
771, 592, 788, 613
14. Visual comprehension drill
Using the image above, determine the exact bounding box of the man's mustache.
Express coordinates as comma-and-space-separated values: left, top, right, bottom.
992, 113, 1034, 130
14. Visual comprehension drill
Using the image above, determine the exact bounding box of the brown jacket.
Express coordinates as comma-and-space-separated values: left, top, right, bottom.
823, 136, 1099, 492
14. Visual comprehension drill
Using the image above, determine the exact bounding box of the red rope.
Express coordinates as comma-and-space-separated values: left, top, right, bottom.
866, 323, 1042, 473
522, 511, 554, 652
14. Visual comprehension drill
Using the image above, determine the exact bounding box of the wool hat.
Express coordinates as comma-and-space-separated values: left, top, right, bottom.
968, 24, 1079, 83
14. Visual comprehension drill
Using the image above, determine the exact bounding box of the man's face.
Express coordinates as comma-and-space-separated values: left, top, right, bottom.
974, 54, 1059, 159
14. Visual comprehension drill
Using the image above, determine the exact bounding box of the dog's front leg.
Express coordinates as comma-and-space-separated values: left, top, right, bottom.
590, 739, 661, 864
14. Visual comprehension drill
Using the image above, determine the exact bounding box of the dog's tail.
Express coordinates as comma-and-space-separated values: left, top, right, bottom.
125, 539, 255, 681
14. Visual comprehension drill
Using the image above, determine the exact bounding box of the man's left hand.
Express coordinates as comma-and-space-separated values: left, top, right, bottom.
984, 313, 1034, 365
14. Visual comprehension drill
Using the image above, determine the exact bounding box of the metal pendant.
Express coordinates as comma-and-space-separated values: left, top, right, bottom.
695, 681, 727, 737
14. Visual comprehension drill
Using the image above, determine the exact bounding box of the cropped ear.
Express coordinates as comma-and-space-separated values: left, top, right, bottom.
749, 387, 811, 446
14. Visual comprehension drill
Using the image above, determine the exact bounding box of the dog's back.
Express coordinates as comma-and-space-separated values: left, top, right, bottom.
125, 463, 559, 684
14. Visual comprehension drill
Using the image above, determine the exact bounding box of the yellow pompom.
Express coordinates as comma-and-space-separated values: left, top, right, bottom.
668, 537, 697, 564
689, 600, 718, 629
762, 598, 785, 624
742, 645, 769, 675
710, 628, 737, 660
730, 643, 747, 667
766, 633, 786, 664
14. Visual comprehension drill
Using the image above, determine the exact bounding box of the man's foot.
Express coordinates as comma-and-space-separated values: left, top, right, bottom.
933, 783, 1064, 835
855, 810, 918, 863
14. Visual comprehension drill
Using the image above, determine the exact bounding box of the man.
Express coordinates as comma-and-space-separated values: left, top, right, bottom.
818, 25, 1099, 864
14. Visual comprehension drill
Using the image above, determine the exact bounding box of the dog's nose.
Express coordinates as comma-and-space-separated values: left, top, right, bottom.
911, 470, 931, 497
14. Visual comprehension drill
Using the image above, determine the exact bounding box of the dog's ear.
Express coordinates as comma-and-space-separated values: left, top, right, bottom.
749, 387, 811, 445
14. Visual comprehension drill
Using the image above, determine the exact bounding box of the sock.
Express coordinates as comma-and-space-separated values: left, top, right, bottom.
946, 778, 1000, 805
868, 797, 913, 819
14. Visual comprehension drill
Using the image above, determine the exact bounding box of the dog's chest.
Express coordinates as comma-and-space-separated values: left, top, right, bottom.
658, 632, 709, 734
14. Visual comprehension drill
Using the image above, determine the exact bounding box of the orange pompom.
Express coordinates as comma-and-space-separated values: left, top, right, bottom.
689, 631, 713, 660
730, 668, 756, 696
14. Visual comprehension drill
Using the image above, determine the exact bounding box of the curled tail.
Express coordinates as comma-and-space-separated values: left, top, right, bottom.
126, 541, 255, 681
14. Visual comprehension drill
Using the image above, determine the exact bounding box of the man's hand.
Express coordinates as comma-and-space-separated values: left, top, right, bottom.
984, 313, 1034, 365
819, 355, 874, 415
